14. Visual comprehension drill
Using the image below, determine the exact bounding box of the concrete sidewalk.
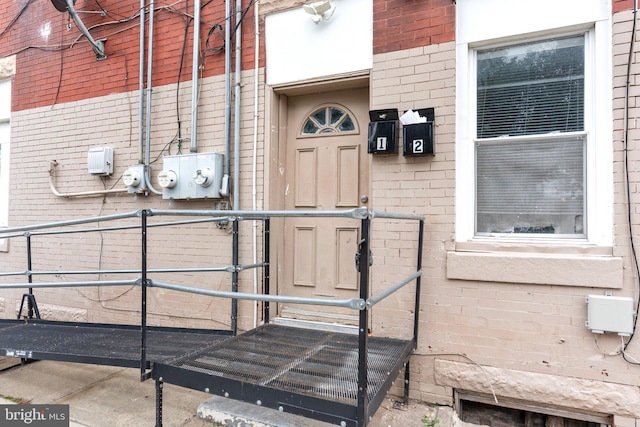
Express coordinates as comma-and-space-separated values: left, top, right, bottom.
0, 359, 472, 427
0, 360, 215, 427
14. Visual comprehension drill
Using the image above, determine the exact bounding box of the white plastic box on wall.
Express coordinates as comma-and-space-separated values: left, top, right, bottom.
586, 294, 635, 336
87, 147, 113, 176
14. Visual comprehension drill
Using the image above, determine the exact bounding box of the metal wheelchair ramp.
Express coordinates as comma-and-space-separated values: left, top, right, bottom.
0, 319, 231, 368
153, 323, 414, 427
0, 208, 424, 427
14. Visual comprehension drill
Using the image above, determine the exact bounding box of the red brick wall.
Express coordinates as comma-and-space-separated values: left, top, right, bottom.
0, 0, 260, 112
614, 0, 635, 13
3, 1, 629, 112
373, 0, 455, 54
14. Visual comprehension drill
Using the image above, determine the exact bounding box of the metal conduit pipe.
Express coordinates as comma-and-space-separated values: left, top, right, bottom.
138, 0, 145, 164
252, 0, 260, 327
190, 0, 201, 153
221, 0, 232, 197
143, 0, 162, 195
233, 0, 243, 206
48, 161, 128, 198
65, 0, 106, 60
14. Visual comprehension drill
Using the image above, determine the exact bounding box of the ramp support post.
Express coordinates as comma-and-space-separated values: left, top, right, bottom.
403, 361, 411, 406
155, 377, 163, 427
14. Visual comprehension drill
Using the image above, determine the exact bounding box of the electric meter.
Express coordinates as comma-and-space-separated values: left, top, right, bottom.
158, 170, 177, 188
194, 168, 213, 187
123, 168, 141, 187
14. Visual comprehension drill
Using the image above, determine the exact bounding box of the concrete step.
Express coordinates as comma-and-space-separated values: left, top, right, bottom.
197, 395, 335, 427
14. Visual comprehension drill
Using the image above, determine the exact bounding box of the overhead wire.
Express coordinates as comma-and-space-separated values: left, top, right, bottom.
1, 0, 250, 326
0, 0, 35, 40
623, 0, 640, 365
174, 0, 192, 153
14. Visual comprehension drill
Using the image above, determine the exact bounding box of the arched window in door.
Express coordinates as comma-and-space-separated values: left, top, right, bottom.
301, 104, 358, 136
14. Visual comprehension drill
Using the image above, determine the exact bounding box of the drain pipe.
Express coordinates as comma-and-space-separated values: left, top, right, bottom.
190, 0, 201, 153
221, 0, 232, 198
143, 0, 162, 195
233, 0, 243, 206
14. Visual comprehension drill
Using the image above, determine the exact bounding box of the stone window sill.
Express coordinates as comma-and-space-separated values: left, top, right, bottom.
446, 243, 623, 288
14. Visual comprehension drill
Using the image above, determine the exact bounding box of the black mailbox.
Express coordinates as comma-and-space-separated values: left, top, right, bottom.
403, 108, 435, 156
368, 109, 399, 154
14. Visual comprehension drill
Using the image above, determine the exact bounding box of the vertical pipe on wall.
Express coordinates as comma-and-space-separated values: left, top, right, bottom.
252, 0, 259, 327
190, 0, 201, 153
222, 0, 232, 197
143, 1, 162, 195
233, 0, 242, 206
138, 0, 145, 165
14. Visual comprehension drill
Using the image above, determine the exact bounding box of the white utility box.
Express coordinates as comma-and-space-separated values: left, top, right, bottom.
87, 147, 113, 176
586, 294, 635, 336
160, 152, 224, 200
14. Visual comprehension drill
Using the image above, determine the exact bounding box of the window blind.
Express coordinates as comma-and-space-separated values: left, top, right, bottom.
477, 36, 585, 139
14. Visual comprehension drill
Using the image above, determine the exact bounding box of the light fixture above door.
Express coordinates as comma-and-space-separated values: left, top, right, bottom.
303, 0, 336, 24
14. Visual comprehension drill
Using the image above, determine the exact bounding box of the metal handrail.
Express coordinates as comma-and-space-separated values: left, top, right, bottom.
366, 270, 423, 309
0, 209, 423, 311
150, 280, 367, 311
0, 207, 425, 411
0, 208, 371, 238
368, 209, 424, 221
0, 211, 140, 235
147, 207, 370, 220
0, 279, 139, 289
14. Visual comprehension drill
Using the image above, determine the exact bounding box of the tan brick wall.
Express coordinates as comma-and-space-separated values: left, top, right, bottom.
368, 10, 640, 419
1, 68, 265, 332
370, 41, 457, 405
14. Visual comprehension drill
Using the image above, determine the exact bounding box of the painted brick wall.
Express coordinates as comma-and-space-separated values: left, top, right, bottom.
370, 41, 457, 405
0, 0, 258, 112
1, 0, 451, 112
2, 0, 640, 420
2, 67, 264, 331
366, 4, 640, 417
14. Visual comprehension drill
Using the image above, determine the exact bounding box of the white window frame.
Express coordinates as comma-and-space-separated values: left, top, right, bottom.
455, 0, 613, 246
0, 78, 10, 252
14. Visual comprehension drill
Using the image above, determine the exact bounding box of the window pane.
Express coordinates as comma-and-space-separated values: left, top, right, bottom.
301, 105, 357, 135
338, 116, 355, 131
330, 107, 344, 125
477, 35, 584, 138
303, 120, 319, 134
0, 80, 9, 120
476, 136, 584, 235
0, 122, 7, 229
312, 108, 327, 126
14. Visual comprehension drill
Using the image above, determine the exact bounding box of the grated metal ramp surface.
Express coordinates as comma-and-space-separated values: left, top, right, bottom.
0, 319, 231, 367
162, 323, 412, 405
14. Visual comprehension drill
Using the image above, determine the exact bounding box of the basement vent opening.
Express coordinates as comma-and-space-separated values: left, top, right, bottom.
455, 391, 612, 427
